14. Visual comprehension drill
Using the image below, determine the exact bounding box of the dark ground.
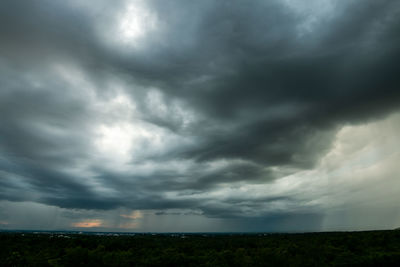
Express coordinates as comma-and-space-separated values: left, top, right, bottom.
1, 230, 400, 266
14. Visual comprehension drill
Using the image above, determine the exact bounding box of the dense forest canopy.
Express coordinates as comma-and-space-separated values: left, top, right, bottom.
1, 230, 400, 266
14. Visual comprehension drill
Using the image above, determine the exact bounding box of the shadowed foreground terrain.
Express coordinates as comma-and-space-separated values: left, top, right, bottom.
1, 230, 400, 266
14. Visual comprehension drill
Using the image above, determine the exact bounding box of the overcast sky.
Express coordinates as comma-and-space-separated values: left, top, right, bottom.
1, 0, 400, 232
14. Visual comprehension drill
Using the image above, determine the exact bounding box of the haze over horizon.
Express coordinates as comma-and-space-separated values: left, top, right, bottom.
1, 0, 400, 232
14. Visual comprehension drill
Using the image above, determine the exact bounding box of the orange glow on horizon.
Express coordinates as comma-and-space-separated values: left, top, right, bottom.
72, 219, 103, 228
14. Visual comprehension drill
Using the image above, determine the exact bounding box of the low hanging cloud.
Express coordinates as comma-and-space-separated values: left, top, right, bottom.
0, 0, 400, 231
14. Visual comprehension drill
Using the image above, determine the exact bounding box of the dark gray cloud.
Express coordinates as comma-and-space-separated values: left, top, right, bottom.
0, 0, 400, 230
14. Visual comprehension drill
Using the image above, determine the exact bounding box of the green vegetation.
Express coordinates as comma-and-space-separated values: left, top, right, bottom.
1, 230, 400, 266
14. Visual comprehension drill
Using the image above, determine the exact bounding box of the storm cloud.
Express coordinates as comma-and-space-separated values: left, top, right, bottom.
0, 0, 400, 231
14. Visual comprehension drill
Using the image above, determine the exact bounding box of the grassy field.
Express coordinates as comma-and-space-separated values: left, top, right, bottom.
1, 230, 400, 266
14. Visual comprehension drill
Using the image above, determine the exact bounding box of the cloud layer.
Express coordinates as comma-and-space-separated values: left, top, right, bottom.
0, 0, 400, 231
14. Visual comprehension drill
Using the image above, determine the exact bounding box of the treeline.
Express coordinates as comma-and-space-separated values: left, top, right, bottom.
1, 230, 400, 266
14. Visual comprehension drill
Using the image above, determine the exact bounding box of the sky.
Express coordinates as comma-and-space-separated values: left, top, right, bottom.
0, 0, 400, 232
